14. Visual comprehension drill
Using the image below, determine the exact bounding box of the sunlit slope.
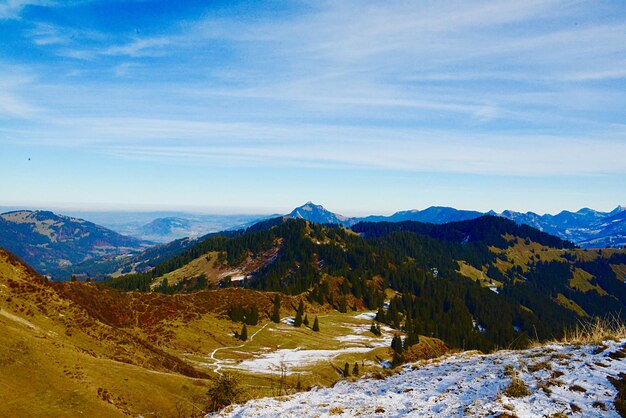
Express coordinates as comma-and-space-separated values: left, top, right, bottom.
0, 248, 212, 417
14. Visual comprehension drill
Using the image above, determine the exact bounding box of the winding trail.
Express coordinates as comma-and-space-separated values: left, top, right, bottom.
209, 322, 271, 375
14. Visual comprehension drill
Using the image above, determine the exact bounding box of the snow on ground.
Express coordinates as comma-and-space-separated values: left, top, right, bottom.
232, 345, 385, 375
230, 314, 394, 374
354, 312, 376, 321
213, 339, 626, 417
280, 316, 295, 325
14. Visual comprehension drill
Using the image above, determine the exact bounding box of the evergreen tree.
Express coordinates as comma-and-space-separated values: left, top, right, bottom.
375, 306, 385, 322
370, 322, 381, 336
246, 305, 259, 325
303, 314, 309, 327
352, 362, 359, 376
271, 295, 281, 323
391, 334, 403, 354
312, 316, 320, 332
240, 324, 248, 341
294, 300, 304, 327
392, 350, 404, 368
343, 362, 350, 377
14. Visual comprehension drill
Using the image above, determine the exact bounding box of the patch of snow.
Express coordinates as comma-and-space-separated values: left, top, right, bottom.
280, 316, 295, 325
335, 334, 386, 344
231, 346, 385, 375
354, 312, 376, 321
472, 320, 486, 333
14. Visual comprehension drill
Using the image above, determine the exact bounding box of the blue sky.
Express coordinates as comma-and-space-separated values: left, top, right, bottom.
0, 0, 625, 216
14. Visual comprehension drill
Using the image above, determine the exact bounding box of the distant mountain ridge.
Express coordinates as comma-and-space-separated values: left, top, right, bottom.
286, 202, 626, 248
0, 210, 152, 276
134, 214, 272, 242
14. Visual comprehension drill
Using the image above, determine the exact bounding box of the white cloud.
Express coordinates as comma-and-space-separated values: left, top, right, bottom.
0, 0, 53, 20
3, 0, 626, 179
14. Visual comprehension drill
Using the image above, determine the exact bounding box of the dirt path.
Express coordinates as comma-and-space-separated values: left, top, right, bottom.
209, 322, 271, 375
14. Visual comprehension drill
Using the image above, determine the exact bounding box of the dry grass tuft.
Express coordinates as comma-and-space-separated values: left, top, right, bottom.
504, 372, 531, 398
329, 406, 344, 415
528, 360, 552, 373
559, 315, 626, 345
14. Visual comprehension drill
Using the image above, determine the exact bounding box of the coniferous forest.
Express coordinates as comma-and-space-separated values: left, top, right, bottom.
104, 216, 626, 352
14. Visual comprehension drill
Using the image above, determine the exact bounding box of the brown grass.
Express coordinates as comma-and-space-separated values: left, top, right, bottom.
559, 315, 626, 345
608, 373, 626, 417
504, 372, 531, 398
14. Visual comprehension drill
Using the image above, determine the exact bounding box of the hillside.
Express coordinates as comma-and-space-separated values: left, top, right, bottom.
216, 339, 626, 417
106, 216, 626, 352
0, 210, 152, 277
1, 246, 417, 416
0, 247, 216, 416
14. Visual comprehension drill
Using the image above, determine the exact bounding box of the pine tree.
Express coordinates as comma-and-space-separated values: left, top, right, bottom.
391, 334, 403, 354
294, 300, 304, 327
303, 314, 309, 327
246, 305, 259, 325
392, 350, 403, 368
312, 316, 320, 332
352, 362, 359, 376
375, 306, 385, 322
240, 324, 248, 341
343, 362, 350, 378
271, 295, 281, 323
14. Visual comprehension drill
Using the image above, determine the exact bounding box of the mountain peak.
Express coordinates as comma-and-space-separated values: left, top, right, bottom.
610, 205, 626, 215
288, 202, 349, 224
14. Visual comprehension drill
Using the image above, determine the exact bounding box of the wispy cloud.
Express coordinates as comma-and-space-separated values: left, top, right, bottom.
3, 0, 626, 178
0, 0, 52, 20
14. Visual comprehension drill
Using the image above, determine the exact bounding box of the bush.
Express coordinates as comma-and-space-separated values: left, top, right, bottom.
206, 372, 241, 412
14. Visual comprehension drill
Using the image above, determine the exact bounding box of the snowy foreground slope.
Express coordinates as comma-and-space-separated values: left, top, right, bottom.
213, 339, 626, 417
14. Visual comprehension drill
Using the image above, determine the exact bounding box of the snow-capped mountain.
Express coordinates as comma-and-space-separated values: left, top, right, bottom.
286, 202, 626, 248
499, 206, 626, 248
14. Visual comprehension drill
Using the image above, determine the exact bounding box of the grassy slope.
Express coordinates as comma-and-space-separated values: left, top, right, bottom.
2, 248, 422, 414
456, 260, 502, 288
488, 240, 626, 317
0, 249, 213, 417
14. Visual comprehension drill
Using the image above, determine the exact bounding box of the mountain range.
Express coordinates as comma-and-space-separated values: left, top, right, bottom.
2, 211, 626, 416
0, 210, 152, 276
1, 202, 624, 280
53, 210, 270, 243
287, 202, 626, 248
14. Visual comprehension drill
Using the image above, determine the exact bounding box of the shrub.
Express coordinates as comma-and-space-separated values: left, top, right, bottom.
206, 372, 241, 412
